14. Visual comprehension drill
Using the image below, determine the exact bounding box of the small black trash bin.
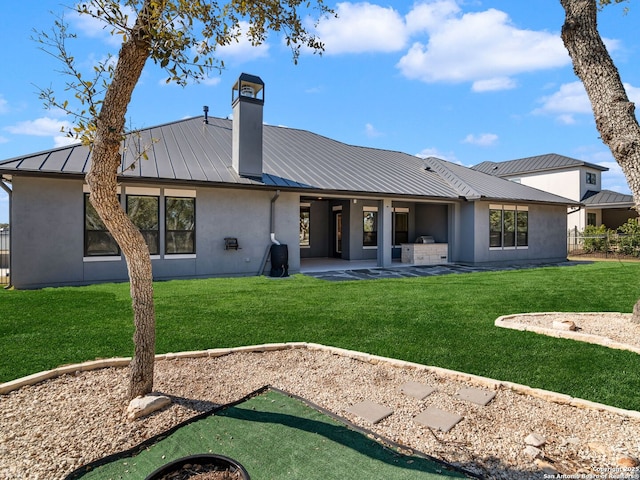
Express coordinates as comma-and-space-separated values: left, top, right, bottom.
270, 244, 289, 277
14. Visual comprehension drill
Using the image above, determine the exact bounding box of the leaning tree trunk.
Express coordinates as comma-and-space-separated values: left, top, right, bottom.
561, 0, 640, 322
85, 5, 157, 399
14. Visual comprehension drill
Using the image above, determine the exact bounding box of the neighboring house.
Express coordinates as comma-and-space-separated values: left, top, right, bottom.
0, 74, 578, 289
472, 153, 638, 232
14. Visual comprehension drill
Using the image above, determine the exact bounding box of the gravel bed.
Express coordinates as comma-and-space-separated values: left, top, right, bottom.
498, 312, 640, 351
2, 316, 640, 480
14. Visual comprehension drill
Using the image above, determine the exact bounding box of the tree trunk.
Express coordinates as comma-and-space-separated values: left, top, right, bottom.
560, 0, 640, 322
86, 3, 157, 399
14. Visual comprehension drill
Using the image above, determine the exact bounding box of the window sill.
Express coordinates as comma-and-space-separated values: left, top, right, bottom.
164, 254, 196, 259
83, 256, 122, 262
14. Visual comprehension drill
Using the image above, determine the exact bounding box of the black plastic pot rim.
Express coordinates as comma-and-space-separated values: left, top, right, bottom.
144, 453, 250, 480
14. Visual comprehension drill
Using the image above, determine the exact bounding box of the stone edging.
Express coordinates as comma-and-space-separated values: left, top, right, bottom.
495, 312, 640, 355
1, 342, 639, 420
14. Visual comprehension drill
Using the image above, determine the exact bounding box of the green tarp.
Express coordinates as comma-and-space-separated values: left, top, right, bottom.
70, 389, 471, 480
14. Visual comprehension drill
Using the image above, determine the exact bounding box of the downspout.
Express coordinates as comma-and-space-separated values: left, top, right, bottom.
258, 190, 281, 275
0, 178, 12, 289
270, 190, 281, 245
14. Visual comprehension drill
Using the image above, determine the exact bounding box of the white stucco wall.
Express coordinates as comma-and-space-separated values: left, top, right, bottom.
515, 170, 581, 201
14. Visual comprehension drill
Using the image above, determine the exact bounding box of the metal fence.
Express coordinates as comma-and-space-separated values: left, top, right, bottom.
0, 229, 8, 286
567, 229, 640, 259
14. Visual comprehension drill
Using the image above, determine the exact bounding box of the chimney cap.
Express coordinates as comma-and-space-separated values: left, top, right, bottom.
232, 73, 264, 105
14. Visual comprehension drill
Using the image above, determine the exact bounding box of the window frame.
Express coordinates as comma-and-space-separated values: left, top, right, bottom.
300, 203, 311, 248
165, 196, 196, 255
84, 193, 121, 258
586, 172, 597, 185
489, 204, 528, 250
126, 194, 160, 256
363, 207, 378, 248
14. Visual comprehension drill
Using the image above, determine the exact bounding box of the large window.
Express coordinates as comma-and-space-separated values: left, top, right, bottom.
300, 204, 310, 247
84, 194, 119, 257
490, 205, 528, 249
165, 196, 195, 254
363, 208, 378, 247
127, 195, 159, 255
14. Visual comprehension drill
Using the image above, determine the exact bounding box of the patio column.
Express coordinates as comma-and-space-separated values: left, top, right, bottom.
377, 198, 393, 267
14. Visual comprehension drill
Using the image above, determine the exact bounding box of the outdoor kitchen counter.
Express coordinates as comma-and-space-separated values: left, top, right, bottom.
401, 243, 448, 265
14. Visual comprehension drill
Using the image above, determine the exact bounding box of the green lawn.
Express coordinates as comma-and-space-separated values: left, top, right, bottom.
2, 261, 640, 411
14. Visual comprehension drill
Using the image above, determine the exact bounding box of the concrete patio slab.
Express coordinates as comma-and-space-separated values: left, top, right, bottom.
455, 387, 496, 406
346, 400, 394, 424
302, 261, 582, 282
400, 381, 436, 400
414, 407, 464, 433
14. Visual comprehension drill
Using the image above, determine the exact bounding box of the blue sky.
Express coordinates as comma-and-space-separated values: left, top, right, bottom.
1, 0, 639, 224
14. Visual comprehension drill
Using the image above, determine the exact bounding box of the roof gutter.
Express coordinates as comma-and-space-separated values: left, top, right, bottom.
0, 178, 12, 289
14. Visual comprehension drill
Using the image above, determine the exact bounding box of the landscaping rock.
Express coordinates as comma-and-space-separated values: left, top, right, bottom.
525, 433, 546, 447
523, 446, 543, 459
534, 459, 559, 475
587, 441, 610, 455
617, 456, 639, 468
127, 394, 171, 420
552, 320, 577, 331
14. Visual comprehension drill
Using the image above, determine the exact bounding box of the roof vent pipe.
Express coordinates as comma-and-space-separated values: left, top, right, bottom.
203, 105, 209, 124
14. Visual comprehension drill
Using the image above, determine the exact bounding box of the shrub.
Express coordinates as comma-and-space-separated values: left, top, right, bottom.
582, 224, 610, 253
617, 219, 640, 256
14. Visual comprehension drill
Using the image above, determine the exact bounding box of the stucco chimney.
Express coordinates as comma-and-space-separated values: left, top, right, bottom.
232, 73, 265, 179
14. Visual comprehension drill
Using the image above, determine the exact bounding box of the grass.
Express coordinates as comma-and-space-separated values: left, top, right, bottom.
1, 261, 640, 410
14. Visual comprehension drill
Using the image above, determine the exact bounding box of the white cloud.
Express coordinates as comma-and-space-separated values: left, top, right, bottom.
534, 81, 591, 119
4, 116, 73, 137
472, 77, 517, 92
364, 123, 383, 138
215, 21, 270, 63
54, 136, 80, 148
70, 5, 136, 47
534, 81, 640, 123
404, 0, 460, 35
0, 96, 8, 115
397, 8, 569, 88
463, 133, 498, 147
315, 2, 407, 54
416, 147, 458, 162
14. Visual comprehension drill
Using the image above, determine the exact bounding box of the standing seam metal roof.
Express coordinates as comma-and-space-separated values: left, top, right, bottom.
0, 116, 577, 205
472, 153, 609, 176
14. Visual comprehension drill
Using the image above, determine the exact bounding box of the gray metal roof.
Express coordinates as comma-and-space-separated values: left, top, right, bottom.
472, 153, 608, 176
582, 189, 635, 207
0, 116, 577, 205
424, 157, 578, 204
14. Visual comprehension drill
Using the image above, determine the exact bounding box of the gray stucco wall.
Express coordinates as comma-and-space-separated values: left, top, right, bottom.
300, 200, 329, 258
414, 204, 448, 243
11, 176, 86, 288
465, 201, 568, 265
10, 176, 300, 288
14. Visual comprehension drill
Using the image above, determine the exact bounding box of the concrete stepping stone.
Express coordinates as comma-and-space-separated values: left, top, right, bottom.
346, 400, 393, 424
455, 387, 496, 406
399, 381, 436, 400
414, 407, 463, 433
